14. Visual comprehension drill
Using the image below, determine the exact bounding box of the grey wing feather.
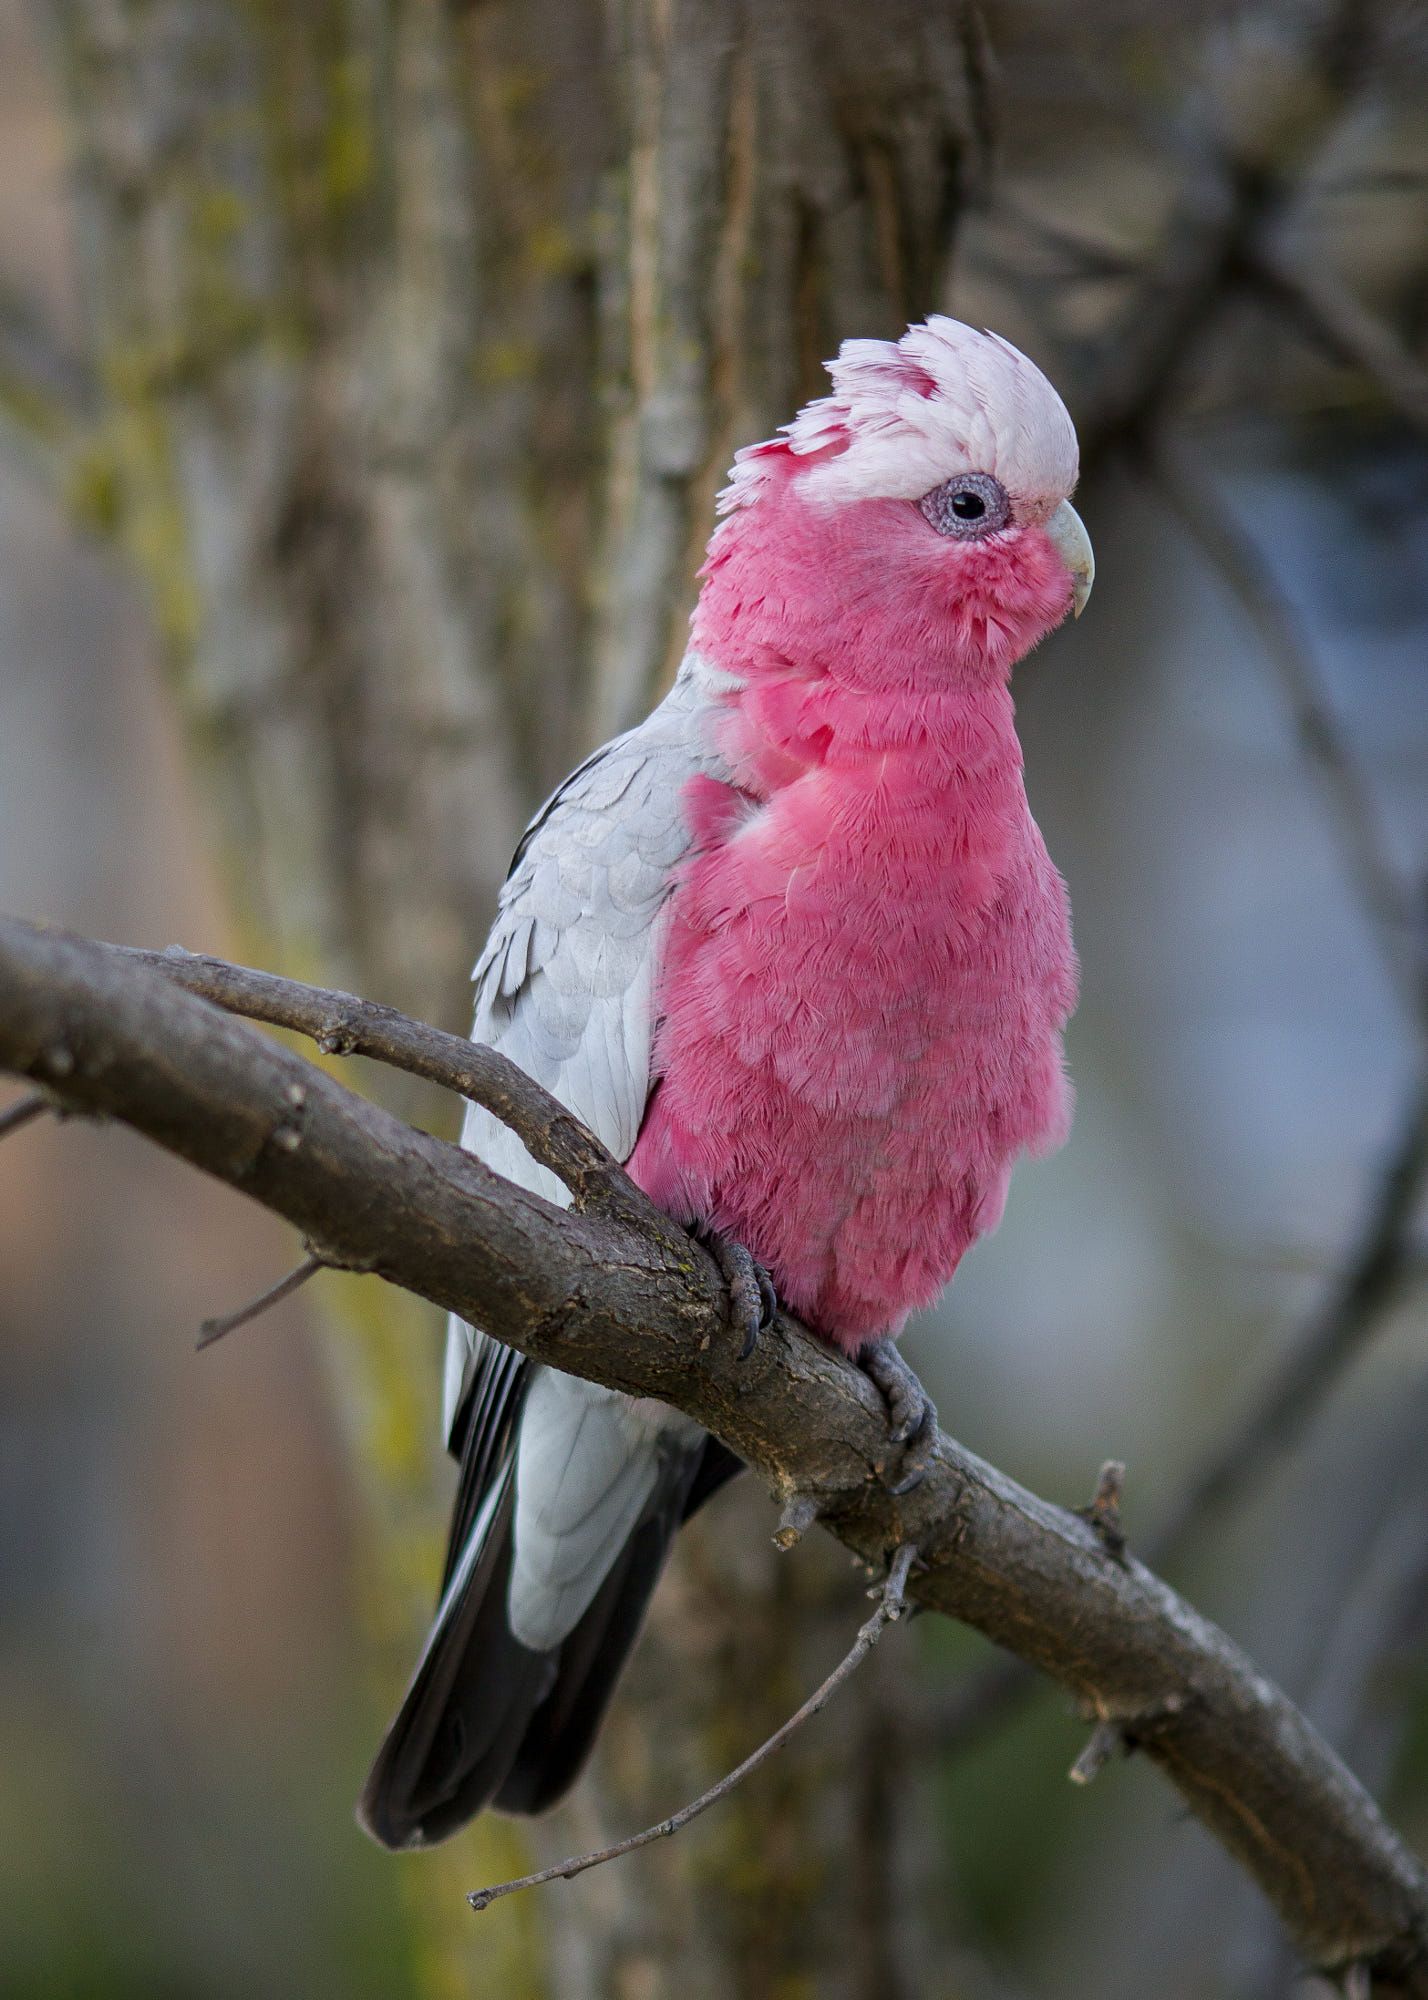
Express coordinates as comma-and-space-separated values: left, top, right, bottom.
507, 1370, 674, 1649
361, 657, 741, 1844
443, 655, 729, 1447
440, 656, 726, 1653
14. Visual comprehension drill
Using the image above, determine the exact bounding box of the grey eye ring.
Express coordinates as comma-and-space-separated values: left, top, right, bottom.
918, 472, 1011, 540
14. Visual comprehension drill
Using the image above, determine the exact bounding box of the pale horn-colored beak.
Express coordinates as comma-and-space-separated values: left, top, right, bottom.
1045, 499, 1094, 618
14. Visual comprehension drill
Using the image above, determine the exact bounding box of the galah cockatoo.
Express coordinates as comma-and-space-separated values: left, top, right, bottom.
360, 315, 1092, 1849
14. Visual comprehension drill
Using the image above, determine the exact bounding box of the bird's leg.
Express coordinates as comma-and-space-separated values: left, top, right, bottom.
691, 1222, 777, 1360
860, 1338, 939, 1495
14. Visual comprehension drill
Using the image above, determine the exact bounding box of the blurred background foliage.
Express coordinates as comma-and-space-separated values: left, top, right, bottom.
0, 1, 1425, 1996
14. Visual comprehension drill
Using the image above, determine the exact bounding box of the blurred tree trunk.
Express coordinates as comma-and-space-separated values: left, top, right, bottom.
46, 1, 986, 1991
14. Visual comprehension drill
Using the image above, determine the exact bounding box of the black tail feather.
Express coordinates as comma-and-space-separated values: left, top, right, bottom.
358, 1437, 743, 1848
493, 1510, 668, 1815
357, 1475, 553, 1848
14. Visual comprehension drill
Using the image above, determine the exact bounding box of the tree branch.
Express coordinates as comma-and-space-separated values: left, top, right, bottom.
1069, 0, 1384, 462
2, 915, 1426, 1992
108, 943, 638, 1219
118, 939, 1428, 1550
1250, 250, 1428, 440
1151, 441, 1427, 1041
1152, 1075, 1428, 1548
935, 1071, 1428, 1759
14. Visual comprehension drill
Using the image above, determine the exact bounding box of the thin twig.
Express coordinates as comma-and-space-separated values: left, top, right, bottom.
106, 942, 637, 1218
197, 1252, 328, 1349
467, 1545, 919, 1913
1251, 249, 1428, 441
0, 1090, 49, 1140
1153, 1077, 1428, 1547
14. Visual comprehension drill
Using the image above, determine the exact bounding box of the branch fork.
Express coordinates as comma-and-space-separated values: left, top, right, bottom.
3, 920, 1427, 1989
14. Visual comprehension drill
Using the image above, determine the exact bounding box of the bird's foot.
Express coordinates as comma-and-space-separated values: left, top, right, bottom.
860, 1338, 939, 1496
691, 1222, 777, 1360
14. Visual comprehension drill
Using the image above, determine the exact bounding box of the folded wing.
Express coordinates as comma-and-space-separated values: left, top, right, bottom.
360, 657, 741, 1848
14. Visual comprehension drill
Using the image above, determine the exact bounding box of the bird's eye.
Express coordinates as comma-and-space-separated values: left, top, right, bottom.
918, 472, 1010, 540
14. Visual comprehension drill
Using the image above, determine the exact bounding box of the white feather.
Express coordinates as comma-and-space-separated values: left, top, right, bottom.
441, 652, 731, 1650
718, 312, 1079, 516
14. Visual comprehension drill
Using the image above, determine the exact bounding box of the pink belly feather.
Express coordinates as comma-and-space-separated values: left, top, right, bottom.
627, 719, 1077, 1354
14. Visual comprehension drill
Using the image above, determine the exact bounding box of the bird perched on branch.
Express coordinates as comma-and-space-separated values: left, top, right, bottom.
360, 315, 1092, 1849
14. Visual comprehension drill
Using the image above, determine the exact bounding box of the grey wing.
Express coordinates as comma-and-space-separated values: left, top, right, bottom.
442, 660, 723, 1447
359, 660, 738, 1845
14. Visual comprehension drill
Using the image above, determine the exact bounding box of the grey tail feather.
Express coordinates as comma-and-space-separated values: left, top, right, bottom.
357, 1437, 742, 1849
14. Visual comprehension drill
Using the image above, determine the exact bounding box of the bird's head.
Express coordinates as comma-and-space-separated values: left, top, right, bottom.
697, 316, 1092, 694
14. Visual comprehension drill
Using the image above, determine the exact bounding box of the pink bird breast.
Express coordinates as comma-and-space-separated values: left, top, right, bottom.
627, 372, 1083, 1356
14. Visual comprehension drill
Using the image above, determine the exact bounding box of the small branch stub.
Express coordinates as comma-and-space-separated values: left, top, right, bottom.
773, 1493, 821, 1550
197, 1251, 330, 1348
1070, 1692, 1190, 1787
1079, 1458, 1128, 1559
1069, 1719, 1126, 1787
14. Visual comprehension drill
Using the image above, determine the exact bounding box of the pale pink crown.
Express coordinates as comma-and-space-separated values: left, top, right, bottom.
719, 315, 1079, 519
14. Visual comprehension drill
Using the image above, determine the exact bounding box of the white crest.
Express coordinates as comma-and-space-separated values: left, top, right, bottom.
719, 316, 1079, 516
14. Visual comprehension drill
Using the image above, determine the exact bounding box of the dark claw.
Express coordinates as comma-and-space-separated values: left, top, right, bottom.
860, 1337, 939, 1494
693, 1223, 777, 1360
884, 1415, 938, 1496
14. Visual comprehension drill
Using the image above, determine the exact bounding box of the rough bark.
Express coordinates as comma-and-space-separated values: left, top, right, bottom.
588, 0, 983, 737
3, 917, 1427, 1997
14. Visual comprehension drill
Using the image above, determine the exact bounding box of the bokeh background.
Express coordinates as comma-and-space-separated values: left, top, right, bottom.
1, 2, 1425, 1996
